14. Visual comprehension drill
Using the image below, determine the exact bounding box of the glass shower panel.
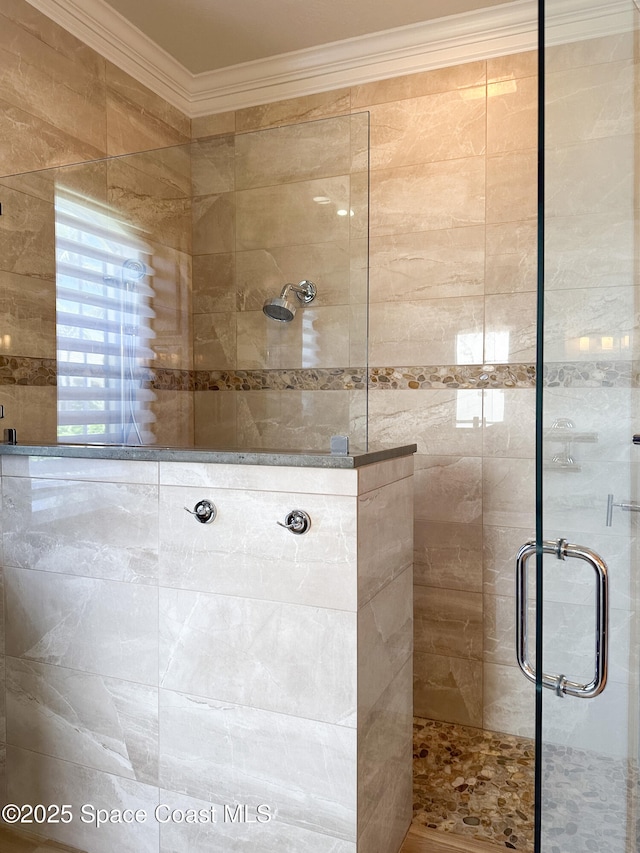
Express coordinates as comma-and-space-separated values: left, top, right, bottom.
538, 1, 640, 850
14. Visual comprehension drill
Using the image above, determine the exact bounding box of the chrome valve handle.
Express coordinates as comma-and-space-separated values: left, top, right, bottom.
184, 500, 217, 524
277, 510, 311, 535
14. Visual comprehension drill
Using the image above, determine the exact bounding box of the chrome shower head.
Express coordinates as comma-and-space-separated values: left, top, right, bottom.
263, 280, 316, 322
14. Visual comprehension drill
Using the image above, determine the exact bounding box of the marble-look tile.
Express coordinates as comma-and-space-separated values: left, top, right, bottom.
236, 89, 351, 132
358, 568, 413, 719
6, 746, 159, 853
483, 388, 536, 458
160, 588, 356, 725
159, 690, 357, 839
3, 477, 158, 584
368, 389, 483, 457
5, 568, 158, 684
149, 390, 195, 448
191, 110, 236, 140
414, 520, 483, 592
1, 455, 157, 483
236, 241, 352, 311
546, 60, 634, 148
235, 115, 352, 190
158, 788, 356, 853
369, 296, 484, 366
414, 456, 483, 525
151, 307, 193, 371
0, 387, 57, 445
483, 457, 535, 529
236, 390, 351, 452
0, 186, 54, 280
193, 312, 236, 370
357, 455, 414, 495
6, 658, 158, 783
369, 226, 485, 303
159, 484, 357, 609
483, 662, 535, 738
487, 74, 537, 154
414, 586, 483, 661
483, 593, 522, 666
191, 135, 235, 196
0, 570, 4, 657
237, 305, 350, 369
236, 176, 351, 250
351, 61, 487, 108
358, 662, 412, 853
486, 150, 537, 224
0, 656, 5, 744
358, 477, 413, 606
369, 90, 485, 171
192, 191, 236, 255
370, 157, 485, 237
545, 135, 633, 220
547, 31, 633, 72
545, 212, 633, 291
413, 651, 483, 727
193, 390, 237, 448
105, 61, 190, 156
0, 272, 55, 359
485, 219, 537, 294
483, 525, 535, 598
159, 460, 359, 495
193, 252, 235, 314
487, 51, 538, 82
545, 285, 639, 361
146, 241, 191, 312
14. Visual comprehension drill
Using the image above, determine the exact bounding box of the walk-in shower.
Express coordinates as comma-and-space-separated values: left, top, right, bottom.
262, 279, 317, 322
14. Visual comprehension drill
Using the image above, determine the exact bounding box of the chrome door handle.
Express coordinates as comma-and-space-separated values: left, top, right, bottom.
516, 538, 609, 698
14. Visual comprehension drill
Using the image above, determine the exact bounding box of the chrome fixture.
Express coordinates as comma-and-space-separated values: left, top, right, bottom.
544, 417, 598, 473
516, 538, 608, 698
277, 510, 311, 534
330, 434, 349, 455
263, 280, 316, 322
606, 493, 640, 526
184, 499, 217, 524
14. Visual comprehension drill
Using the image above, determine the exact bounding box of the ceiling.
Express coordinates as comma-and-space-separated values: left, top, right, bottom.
100, 0, 517, 74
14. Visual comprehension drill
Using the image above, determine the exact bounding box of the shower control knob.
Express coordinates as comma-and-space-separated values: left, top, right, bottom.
277, 510, 311, 535
184, 499, 217, 524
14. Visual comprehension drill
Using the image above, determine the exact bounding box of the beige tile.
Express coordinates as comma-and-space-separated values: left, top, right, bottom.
369, 89, 485, 170
369, 226, 485, 303
352, 61, 486, 108
546, 32, 634, 72
483, 662, 535, 737
487, 74, 537, 154
483, 524, 534, 597
413, 651, 483, 727
414, 455, 483, 525
0, 386, 57, 445
236, 241, 351, 311
369, 296, 484, 366
235, 114, 353, 190
368, 390, 483, 457
414, 521, 483, 593
487, 50, 538, 83
486, 150, 537, 224
0, 186, 55, 280
483, 389, 536, 458
484, 292, 537, 363
357, 455, 414, 495
485, 220, 537, 294
193, 390, 237, 448
236, 175, 351, 250
190, 135, 235, 196
191, 110, 236, 139
414, 586, 483, 660
150, 304, 192, 370
236, 88, 351, 132
105, 61, 190, 156
0, 271, 55, 358
146, 242, 191, 313
193, 252, 235, 314
193, 312, 236, 370
483, 457, 535, 529
191, 191, 236, 255
370, 157, 485, 236
149, 389, 194, 447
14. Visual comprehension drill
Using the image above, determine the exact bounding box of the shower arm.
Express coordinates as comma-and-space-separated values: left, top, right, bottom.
279, 280, 316, 303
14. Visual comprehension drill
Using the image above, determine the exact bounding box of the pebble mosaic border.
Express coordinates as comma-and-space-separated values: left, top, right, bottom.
5, 359, 640, 391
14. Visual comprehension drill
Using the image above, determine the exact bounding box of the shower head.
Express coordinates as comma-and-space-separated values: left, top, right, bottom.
122, 258, 147, 280
263, 280, 316, 322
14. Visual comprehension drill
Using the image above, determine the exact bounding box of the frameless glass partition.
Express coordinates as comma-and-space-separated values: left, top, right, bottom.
534, 1, 640, 850
0, 112, 370, 452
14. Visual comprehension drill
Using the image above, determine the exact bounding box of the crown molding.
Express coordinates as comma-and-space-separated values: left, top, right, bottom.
25, 0, 634, 119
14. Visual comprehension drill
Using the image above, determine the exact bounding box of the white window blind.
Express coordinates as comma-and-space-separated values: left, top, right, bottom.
55, 189, 157, 444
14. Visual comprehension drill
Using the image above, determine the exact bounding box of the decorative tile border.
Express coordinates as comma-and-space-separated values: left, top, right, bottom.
6, 359, 640, 390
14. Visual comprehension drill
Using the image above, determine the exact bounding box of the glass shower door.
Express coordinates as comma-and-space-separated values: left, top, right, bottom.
530, 1, 640, 850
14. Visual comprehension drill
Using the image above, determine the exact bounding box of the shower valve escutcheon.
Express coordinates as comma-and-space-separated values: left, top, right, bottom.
277, 510, 311, 535
184, 500, 217, 524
